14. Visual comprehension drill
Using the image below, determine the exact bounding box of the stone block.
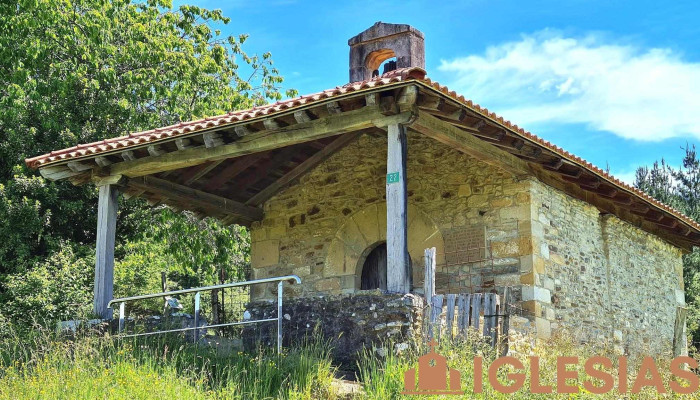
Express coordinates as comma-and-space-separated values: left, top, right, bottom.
521, 300, 542, 317
325, 240, 346, 276
521, 285, 551, 303
550, 253, 565, 266
293, 266, 311, 277
534, 256, 545, 274
467, 194, 489, 208
515, 191, 530, 204
499, 205, 530, 221
520, 256, 533, 273
491, 240, 520, 258
267, 223, 287, 239
520, 270, 537, 285
314, 278, 341, 292
613, 330, 623, 342
458, 184, 472, 197
251, 240, 280, 268
543, 277, 554, 291
545, 306, 555, 320
352, 203, 380, 245
340, 275, 356, 290
535, 317, 551, 339
494, 273, 520, 287
531, 220, 544, 238
250, 227, 266, 242
336, 218, 369, 255
490, 197, 513, 208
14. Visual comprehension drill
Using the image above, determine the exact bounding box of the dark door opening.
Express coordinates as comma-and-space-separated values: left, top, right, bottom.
361, 243, 387, 290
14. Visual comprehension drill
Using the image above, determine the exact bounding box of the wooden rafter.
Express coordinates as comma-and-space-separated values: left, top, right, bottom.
179, 160, 225, 186
410, 111, 531, 177
202, 153, 269, 192
127, 176, 263, 223
226, 147, 300, 194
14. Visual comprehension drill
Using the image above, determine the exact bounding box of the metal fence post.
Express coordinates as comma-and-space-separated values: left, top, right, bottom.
194, 291, 201, 342
118, 302, 125, 333
277, 281, 283, 354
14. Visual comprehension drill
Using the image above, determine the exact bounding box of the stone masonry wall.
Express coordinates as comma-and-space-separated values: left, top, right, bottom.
529, 180, 685, 356
249, 132, 533, 300
248, 130, 686, 357
243, 292, 424, 368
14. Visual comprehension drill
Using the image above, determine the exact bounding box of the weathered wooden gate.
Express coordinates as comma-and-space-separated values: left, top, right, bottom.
424, 247, 513, 355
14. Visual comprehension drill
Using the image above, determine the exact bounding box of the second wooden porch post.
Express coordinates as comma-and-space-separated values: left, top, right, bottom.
386, 123, 410, 293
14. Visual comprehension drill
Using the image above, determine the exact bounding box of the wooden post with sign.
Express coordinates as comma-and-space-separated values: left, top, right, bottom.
386, 123, 410, 293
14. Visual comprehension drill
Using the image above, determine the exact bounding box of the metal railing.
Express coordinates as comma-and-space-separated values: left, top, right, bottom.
108, 275, 301, 353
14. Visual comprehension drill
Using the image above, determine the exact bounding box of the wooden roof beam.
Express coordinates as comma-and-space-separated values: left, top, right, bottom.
410, 111, 531, 177
179, 160, 224, 186
67, 161, 92, 172
228, 147, 299, 194
127, 176, 263, 223
108, 105, 413, 178
203, 154, 266, 192
562, 174, 602, 189
39, 165, 83, 180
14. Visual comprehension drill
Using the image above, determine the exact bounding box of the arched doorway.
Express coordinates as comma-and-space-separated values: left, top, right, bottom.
360, 242, 387, 290
324, 202, 445, 293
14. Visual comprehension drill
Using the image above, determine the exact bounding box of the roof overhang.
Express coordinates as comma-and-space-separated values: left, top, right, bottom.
25, 68, 700, 250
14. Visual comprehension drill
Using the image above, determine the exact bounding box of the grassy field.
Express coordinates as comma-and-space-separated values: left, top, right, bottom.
0, 325, 697, 399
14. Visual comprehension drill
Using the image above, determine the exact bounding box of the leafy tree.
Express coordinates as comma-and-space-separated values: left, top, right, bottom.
634, 145, 700, 350
0, 0, 292, 325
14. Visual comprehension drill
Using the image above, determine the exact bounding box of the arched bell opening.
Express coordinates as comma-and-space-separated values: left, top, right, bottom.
365, 49, 396, 78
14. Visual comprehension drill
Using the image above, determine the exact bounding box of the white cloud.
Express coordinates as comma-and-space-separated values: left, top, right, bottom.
438, 31, 700, 141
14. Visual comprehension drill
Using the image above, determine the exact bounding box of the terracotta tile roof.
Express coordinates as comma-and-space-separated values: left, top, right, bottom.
415, 73, 700, 234
24, 67, 700, 235
24, 69, 422, 169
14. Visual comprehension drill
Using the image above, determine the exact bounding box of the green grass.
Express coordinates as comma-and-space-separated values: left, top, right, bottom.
0, 326, 337, 399
0, 325, 698, 399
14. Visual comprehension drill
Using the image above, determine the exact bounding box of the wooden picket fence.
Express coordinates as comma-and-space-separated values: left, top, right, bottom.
424, 247, 513, 354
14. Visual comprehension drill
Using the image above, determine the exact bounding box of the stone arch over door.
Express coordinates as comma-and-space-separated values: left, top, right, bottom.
324, 202, 445, 293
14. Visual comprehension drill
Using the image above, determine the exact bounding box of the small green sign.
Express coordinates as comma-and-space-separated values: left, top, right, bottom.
386, 172, 400, 184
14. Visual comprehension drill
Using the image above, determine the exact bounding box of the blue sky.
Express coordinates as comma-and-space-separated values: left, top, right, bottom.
178, 0, 700, 184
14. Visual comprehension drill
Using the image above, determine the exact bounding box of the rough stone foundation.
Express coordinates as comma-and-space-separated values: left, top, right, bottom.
243, 291, 424, 368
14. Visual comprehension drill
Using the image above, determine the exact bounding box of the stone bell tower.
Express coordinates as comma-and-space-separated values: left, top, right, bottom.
348, 22, 425, 83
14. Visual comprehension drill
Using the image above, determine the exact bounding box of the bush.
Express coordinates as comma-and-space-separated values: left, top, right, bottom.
1, 243, 94, 328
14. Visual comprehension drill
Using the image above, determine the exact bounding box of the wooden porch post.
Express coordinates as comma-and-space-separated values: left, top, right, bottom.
94, 184, 118, 319
386, 123, 410, 293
